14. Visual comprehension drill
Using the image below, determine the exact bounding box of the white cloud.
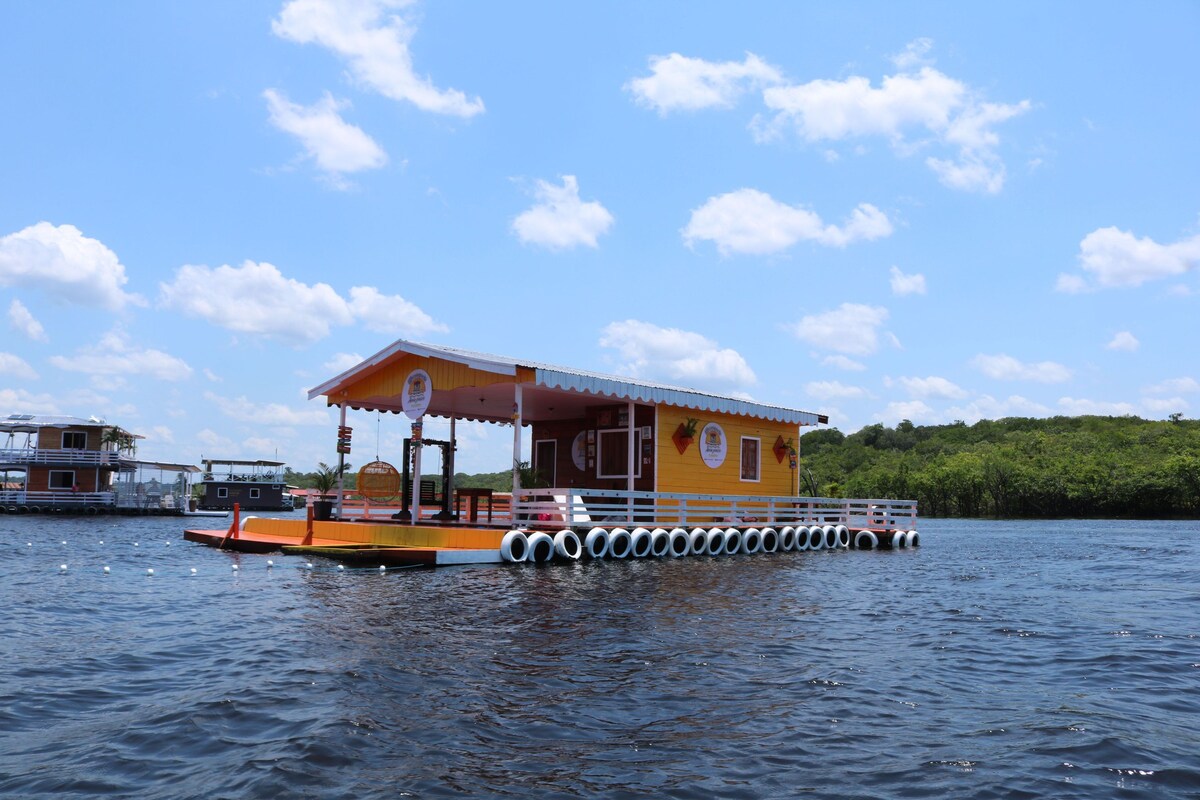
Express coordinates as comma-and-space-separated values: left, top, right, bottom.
1144, 377, 1199, 395
626, 52, 782, 114
203, 368, 222, 382
753, 41, 1030, 193
512, 176, 614, 250
205, 391, 332, 426
8, 299, 47, 341
1106, 331, 1139, 352
897, 375, 967, 399
943, 394, 1052, 423
0, 387, 61, 415
348, 286, 449, 335
600, 320, 756, 389
264, 89, 387, 186
1143, 396, 1188, 415
0, 222, 143, 310
1057, 226, 1200, 292
161, 261, 352, 344
970, 353, 1071, 383
787, 303, 889, 356
683, 189, 892, 255
159, 261, 446, 345
1057, 397, 1137, 416
889, 265, 926, 295
877, 399, 935, 424
324, 352, 365, 374
272, 0, 484, 117
820, 354, 866, 371
49, 328, 192, 381
150, 425, 175, 445
0, 352, 38, 380
804, 380, 867, 399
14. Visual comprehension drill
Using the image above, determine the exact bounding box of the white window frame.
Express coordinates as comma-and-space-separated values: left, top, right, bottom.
249, 488, 261, 499
62, 431, 87, 450
49, 470, 76, 489
740, 436, 761, 483
217, 487, 229, 499
596, 428, 642, 480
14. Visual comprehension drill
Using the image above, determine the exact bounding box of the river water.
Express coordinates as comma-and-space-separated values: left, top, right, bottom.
1, 515, 1197, 799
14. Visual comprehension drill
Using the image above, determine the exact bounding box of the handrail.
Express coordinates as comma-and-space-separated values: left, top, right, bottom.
511, 487, 917, 530
0, 448, 122, 466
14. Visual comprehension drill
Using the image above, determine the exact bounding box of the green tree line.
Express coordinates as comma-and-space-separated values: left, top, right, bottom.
799, 415, 1200, 519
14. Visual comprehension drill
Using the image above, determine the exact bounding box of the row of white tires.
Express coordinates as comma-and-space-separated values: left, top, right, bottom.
499, 524, 919, 563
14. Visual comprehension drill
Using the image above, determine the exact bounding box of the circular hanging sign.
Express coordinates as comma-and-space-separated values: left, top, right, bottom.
402, 369, 432, 419
571, 430, 587, 471
357, 460, 402, 500
699, 422, 727, 469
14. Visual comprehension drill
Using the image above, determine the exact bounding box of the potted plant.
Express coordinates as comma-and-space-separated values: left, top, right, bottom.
673, 417, 700, 454
311, 461, 347, 521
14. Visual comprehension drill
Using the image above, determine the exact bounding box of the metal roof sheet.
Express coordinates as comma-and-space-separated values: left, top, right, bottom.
309, 339, 826, 426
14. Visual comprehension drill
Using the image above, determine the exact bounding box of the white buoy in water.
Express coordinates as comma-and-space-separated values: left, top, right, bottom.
232, 564, 239, 571
134, 542, 139, 547
190, 568, 197, 574
305, 562, 313, 569
99, 540, 103, 545
27, 543, 32, 547
267, 560, 274, 567
165, 541, 170, 546
103, 566, 110, 573
60, 564, 67, 570
147, 568, 154, 575
337, 564, 345, 570
62, 540, 67, 545
379, 565, 386, 571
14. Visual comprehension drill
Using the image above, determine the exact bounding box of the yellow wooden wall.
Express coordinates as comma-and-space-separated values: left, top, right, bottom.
655, 406, 799, 497
339, 353, 525, 403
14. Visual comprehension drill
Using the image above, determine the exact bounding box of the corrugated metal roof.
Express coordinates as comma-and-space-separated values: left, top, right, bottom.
0, 414, 109, 432
310, 339, 826, 426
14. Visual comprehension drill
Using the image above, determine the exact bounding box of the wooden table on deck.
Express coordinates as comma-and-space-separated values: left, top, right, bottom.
455, 487, 493, 523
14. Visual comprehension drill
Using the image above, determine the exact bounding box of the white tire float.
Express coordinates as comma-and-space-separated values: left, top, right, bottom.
500, 530, 529, 562
854, 529, 878, 550
760, 527, 779, 553
890, 530, 907, 549
823, 525, 838, 550
527, 531, 555, 562
650, 528, 670, 557
668, 528, 690, 557
779, 526, 796, 551
723, 528, 743, 555
630, 527, 652, 558
906, 530, 921, 547
608, 528, 632, 559
553, 529, 582, 560
689, 528, 708, 555
584, 527, 610, 558
705, 527, 726, 556
836, 525, 850, 548
808, 526, 824, 551
741, 528, 762, 554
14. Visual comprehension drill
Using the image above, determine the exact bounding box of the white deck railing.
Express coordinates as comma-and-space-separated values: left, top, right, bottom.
512, 488, 918, 530
0, 490, 116, 507
322, 488, 916, 530
0, 448, 123, 467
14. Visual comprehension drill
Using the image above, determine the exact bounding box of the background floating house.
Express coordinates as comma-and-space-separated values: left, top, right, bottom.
0, 414, 198, 514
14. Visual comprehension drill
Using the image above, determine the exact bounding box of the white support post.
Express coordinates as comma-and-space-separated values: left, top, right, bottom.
410, 417, 423, 525
335, 400, 347, 519
511, 384, 523, 497
447, 417, 456, 516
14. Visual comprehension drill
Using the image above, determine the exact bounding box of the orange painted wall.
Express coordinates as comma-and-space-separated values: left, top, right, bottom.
655, 406, 800, 497
339, 353, 523, 404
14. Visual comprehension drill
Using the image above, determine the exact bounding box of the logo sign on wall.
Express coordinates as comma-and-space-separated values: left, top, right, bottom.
402, 369, 432, 419
700, 422, 727, 469
571, 431, 587, 471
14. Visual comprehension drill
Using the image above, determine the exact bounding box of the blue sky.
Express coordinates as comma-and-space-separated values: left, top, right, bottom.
2, 1, 1198, 475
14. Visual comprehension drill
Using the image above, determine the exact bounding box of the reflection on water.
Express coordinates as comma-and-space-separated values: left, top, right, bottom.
1, 515, 1197, 798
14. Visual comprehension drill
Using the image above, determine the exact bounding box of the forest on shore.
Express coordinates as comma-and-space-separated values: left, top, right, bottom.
285, 415, 1200, 520
798, 415, 1200, 519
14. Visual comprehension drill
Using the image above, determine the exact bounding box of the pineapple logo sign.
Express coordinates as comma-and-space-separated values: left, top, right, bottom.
402, 369, 432, 419
700, 422, 726, 469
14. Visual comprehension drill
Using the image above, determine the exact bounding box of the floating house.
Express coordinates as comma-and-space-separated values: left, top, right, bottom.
197, 458, 295, 512
0, 414, 198, 514
186, 340, 918, 563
